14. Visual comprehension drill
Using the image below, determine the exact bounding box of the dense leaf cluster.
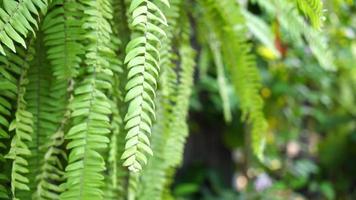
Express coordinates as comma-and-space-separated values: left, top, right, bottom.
0, 0, 324, 199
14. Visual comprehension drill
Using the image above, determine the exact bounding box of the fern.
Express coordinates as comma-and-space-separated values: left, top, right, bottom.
60, 0, 116, 199
5, 45, 35, 200
23, 31, 54, 198
42, 0, 83, 80
33, 1, 84, 199
208, 32, 232, 123
136, 100, 167, 200
103, 20, 126, 200
0, 0, 337, 199
253, 0, 335, 70
104, 98, 126, 200
163, 20, 196, 168
296, 0, 324, 29
0, 49, 28, 199
138, 10, 196, 199
0, 0, 48, 55
121, 0, 169, 172
198, 0, 268, 159
34, 80, 69, 199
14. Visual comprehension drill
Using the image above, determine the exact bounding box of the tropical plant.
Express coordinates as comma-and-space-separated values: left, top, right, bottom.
0, 0, 326, 199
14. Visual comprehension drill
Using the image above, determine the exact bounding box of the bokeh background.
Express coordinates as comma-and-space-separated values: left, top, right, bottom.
173, 1, 356, 199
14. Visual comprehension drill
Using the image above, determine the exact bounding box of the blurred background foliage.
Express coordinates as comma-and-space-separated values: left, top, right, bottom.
173, 0, 356, 199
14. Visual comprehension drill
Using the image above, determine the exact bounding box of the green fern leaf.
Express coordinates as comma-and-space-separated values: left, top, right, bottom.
199, 0, 268, 160
0, 0, 48, 55
0, 49, 27, 199
138, 10, 196, 199
60, 0, 117, 199
42, 0, 83, 80
5, 44, 35, 200
208, 32, 232, 123
122, 0, 169, 172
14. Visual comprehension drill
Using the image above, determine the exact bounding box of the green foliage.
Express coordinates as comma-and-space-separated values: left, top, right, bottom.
0, 50, 23, 199
0, 0, 48, 55
59, 0, 117, 199
198, 0, 267, 159
296, 0, 324, 29
121, 0, 169, 172
0, 0, 335, 199
5, 45, 34, 199
254, 0, 335, 71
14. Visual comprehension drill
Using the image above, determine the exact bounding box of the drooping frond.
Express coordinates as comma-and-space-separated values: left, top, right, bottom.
296, 0, 324, 29
59, 0, 117, 199
112, 0, 130, 49
103, 22, 126, 200
42, 0, 83, 80
33, 72, 73, 200
198, 0, 268, 160
0, 0, 48, 55
33, 60, 73, 200
134, 1, 186, 198
23, 31, 55, 198
0, 48, 28, 199
138, 10, 196, 199
5, 45, 35, 200
136, 99, 167, 200
121, 0, 170, 172
208, 32, 232, 123
127, 172, 139, 200
33, 1, 84, 199
104, 98, 127, 200
162, 17, 196, 169
34, 79, 70, 199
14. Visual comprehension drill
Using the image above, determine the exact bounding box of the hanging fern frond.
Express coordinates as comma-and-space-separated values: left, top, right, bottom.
33, 56, 72, 200
5, 44, 35, 200
198, 0, 268, 160
0, 0, 48, 55
163, 19, 196, 168
0, 49, 27, 199
208, 32, 232, 123
34, 114, 68, 200
60, 0, 117, 199
136, 100, 168, 200
33, 72, 72, 200
121, 0, 169, 172
34, 80, 69, 199
0, 0, 340, 199
218, 0, 268, 160
33, 1, 84, 199
132, 1, 185, 198
42, 0, 83, 80
296, 0, 324, 29
103, 23, 126, 200
23, 31, 55, 197
138, 10, 196, 199
104, 98, 127, 200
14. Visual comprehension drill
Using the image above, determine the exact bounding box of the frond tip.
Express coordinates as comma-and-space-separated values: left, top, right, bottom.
122, 0, 169, 172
